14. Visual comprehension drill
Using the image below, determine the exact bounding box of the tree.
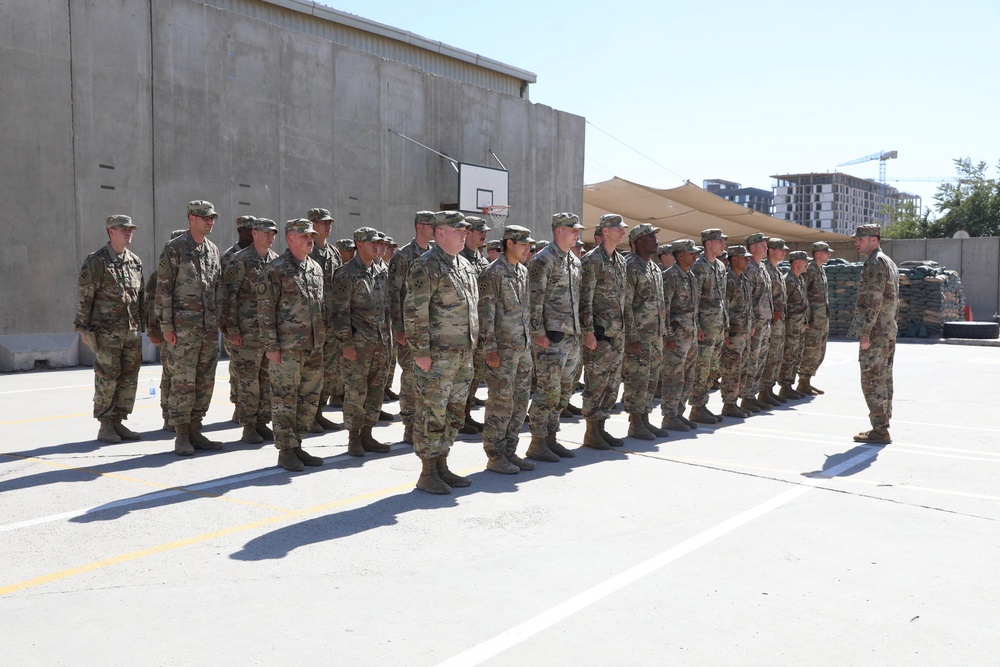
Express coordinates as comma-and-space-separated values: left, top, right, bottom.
932, 158, 1000, 238
883, 199, 937, 239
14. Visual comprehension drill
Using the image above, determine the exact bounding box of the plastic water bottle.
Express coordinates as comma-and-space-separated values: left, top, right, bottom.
148, 378, 156, 399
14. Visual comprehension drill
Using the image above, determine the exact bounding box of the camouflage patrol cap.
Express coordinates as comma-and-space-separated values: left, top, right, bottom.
744, 232, 767, 247
307, 208, 334, 222
628, 223, 657, 243
285, 218, 317, 235
432, 211, 470, 229
235, 215, 257, 230
384, 236, 397, 247
252, 218, 278, 233
671, 239, 700, 254
852, 224, 881, 238
187, 200, 218, 218
170, 229, 187, 239
414, 210, 436, 224
353, 227, 381, 243
335, 238, 355, 250
503, 225, 535, 243
701, 228, 728, 242
534, 240, 550, 251
788, 250, 809, 262
486, 239, 502, 252
726, 245, 749, 257
551, 212, 584, 229
464, 215, 491, 233
767, 237, 789, 250
812, 241, 833, 253
718, 250, 729, 259
657, 243, 673, 256
597, 213, 628, 230
106, 214, 136, 229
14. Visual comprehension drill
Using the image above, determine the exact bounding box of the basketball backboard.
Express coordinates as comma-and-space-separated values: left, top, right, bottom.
458, 163, 509, 216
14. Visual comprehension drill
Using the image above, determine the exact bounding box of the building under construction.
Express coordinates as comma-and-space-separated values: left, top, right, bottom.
771, 172, 908, 236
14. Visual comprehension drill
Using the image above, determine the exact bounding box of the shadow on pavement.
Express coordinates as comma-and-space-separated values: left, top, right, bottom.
801, 444, 883, 479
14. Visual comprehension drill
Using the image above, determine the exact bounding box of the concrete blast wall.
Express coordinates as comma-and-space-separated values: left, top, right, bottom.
0, 0, 584, 354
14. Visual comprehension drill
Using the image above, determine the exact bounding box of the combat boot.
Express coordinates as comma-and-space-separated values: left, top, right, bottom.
561, 402, 583, 418
680, 413, 699, 429
308, 418, 324, 433
721, 403, 748, 419
277, 448, 305, 472
546, 431, 576, 458
486, 455, 520, 474
459, 408, 481, 435
361, 425, 391, 453
599, 420, 625, 447
241, 424, 264, 444
582, 421, 610, 450
854, 427, 891, 444
628, 413, 655, 440
97, 420, 122, 444
173, 423, 194, 456
416, 457, 451, 495
113, 420, 141, 441
436, 453, 471, 487
758, 389, 780, 407
163, 419, 175, 432
689, 405, 720, 425
190, 420, 223, 450
402, 422, 414, 445
314, 407, 343, 432
294, 446, 324, 467
347, 430, 365, 457
644, 413, 669, 438
664, 415, 690, 432
768, 385, 788, 404
797, 376, 823, 395
384, 387, 399, 401
778, 383, 799, 400
525, 435, 559, 463
378, 410, 395, 423
255, 420, 274, 440
507, 452, 536, 470
739, 398, 762, 414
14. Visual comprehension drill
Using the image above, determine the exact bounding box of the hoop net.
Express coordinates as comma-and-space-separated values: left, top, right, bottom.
482, 205, 511, 229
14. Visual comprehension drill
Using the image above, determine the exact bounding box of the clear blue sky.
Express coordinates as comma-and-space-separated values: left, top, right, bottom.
324, 0, 999, 214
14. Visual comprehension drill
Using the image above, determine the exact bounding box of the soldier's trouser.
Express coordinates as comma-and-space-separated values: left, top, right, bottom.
582, 336, 625, 421
413, 346, 473, 460
167, 328, 219, 426
759, 316, 786, 389
343, 340, 389, 431
230, 344, 270, 426
859, 336, 894, 428
269, 347, 324, 450
690, 323, 725, 407
720, 331, 750, 404
799, 314, 829, 377
385, 338, 398, 393
528, 334, 581, 437
320, 336, 342, 402
396, 341, 417, 427
159, 343, 172, 419
742, 319, 770, 400
92, 330, 142, 420
780, 316, 808, 385
483, 346, 532, 458
660, 335, 697, 419
623, 339, 663, 414
465, 342, 486, 412
223, 337, 236, 404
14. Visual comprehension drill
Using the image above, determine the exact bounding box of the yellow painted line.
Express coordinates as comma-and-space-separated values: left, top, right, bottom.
0, 478, 417, 597
0, 452, 290, 512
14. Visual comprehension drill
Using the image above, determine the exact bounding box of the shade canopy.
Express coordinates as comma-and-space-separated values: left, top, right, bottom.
582, 177, 850, 245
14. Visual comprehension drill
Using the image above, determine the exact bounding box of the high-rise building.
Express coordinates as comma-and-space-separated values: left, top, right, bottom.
703, 179, 773, 214
770, 172, 908, 235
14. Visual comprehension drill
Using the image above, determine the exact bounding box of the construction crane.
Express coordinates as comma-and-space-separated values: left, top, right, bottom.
837, 150, 898, 184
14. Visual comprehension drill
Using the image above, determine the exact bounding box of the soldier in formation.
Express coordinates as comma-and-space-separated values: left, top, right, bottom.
459, 216, 492, 434
719, 245, 753, 418
798, 241, 832, 395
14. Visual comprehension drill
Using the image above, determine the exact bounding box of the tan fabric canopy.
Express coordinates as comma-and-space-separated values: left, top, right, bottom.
582, 177, 850, 245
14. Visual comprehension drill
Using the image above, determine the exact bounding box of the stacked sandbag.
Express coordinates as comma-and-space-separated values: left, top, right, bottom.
824, 259, 964, 338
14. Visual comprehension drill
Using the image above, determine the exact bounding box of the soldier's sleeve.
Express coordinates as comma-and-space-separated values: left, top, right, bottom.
662, 272, 677, 343
257, 266, 279, 353
528, 255, 549, 338
578, 256, 596, 336
477, 269, 498, 355
331, 266, 355, 344
725, 273, 739, 335
155, 245, 178, 335
73, 254, 99, 332
403, 260, 435, 358
387, 253, 407, 333
848, 260, 885, 339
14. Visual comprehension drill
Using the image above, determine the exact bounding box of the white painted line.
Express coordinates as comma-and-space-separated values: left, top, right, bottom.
437, 447, 881, 667
0, 384, 92, 395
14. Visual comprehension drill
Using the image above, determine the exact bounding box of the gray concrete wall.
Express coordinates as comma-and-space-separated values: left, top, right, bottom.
0, 0, 584, 348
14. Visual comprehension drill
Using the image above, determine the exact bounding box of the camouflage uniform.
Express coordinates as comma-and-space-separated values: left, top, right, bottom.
659, 255, 699, 420
258, 247, 326, 452
742, 239, 774, 404
689, 253, 728, 407
220, 221, 253, 405
403, 243, 479, 459
760, 258, 788, 389
720, 262, 753, 405
387, 222, 433, 430
460, 242, 491, 416
579, 244, 627, 422
145, 270, 169, 422
622, 250, 666, 415
780, 263, 811, 386
332, 249, 390, 432
310, 240, 344, 406
848, 241, 899, 430
800, 257, 831, 378
155, 229, 221, 427
478, 251, 532, 460
527, 238, 582, 438
221, 242, 278, 428
74, 231, 145, 424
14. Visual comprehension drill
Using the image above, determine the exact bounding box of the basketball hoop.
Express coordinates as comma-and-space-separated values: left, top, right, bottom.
482, 205, 510, 228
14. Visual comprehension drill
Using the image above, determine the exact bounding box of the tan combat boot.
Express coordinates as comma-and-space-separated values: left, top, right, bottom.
768, 385, 788, 404
314, 406, 343, 431
416, 457, 451, 494
255, 420, 273, 440
664, 415, 689, 432
190, 420, 223, 450
545, 431, 576, 458
347, 430, 365, 457
459, 408, 482, 435
486, 455, 520, 474
436, 453, 471, 487
599, 419, 625, 447
739, 398, 762, 414
97, 420, 122, 444
854, 426, 891, 444
174, 423, 194, 456
582, 421, 610, 450
361, 425, 391, 453
294, 446, 324, 467
277, 448, 305, 472
506, 451, 536, 471
721, 403, 748, 418
643, 413, 669, 438
525, 435, 559, 463
778, 383, 798, 400
113, 420, 141, 440
689, 406, 720, 425
242, 424, 264, 444
628, 413, 655, 440
402, 422, 414, 445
